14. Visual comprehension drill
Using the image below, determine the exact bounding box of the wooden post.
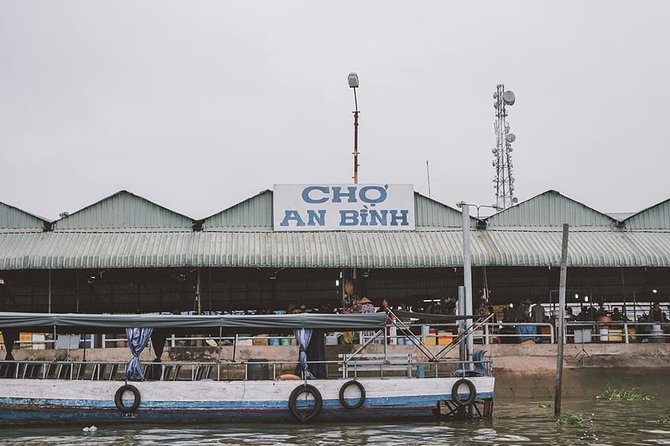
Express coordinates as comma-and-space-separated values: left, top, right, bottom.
554, 224, 569, 416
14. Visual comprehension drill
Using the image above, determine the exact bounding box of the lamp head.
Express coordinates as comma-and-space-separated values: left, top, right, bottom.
348, 72, 359, 88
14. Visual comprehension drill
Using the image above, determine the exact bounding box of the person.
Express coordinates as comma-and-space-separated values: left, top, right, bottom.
515, 300, 531, 323
377, 298, 390, 313
515, 299, 537, 343
355, 297, 376, 343
531, 301, 546, 323
343, 279, 358, 310
355, 297, 376, 314
596, 303, 608, 317
611, 307, 628, 321
650, 302, 668, 322
530, 301, 546, 342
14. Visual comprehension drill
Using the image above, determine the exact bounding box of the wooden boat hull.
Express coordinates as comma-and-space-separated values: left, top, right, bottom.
0, 377, 494, 424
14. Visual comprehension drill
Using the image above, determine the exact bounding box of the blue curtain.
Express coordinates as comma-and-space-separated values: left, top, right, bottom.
125, 327, 153, 381
2, 329, 18, 361
294, 328, 315, 380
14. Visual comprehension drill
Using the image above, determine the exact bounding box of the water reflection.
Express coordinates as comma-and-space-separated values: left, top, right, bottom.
1, 400, 669, 445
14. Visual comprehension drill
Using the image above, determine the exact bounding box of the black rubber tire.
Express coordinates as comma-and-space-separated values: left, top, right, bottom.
339, 380, 366, 410
288, 384, 323, 423
114, 384, 141, 413
451, 378, 476, 407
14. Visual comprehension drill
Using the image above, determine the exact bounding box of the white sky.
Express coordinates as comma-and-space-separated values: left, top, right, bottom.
1, 1, 669, 220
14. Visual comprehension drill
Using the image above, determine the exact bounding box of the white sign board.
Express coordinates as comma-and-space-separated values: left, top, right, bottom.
273, 184, 415, 231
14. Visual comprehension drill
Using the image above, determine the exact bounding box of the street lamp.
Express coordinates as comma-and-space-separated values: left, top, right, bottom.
455, 201, 502, 367
348, 72, 360, 184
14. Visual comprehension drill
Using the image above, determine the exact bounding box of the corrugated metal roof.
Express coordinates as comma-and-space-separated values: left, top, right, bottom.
414, 193, 476, 228
53, 191, 194, 231
2, 188, 670, 270
202, 190, 273, 230
623, 199, 670, 230
0, 202, 49, 233
486, 190, 617, 227
2, 228, 670, 270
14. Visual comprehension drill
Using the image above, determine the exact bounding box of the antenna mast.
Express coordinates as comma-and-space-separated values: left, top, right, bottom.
492, 84, 517, 209
426, 160, 432, 198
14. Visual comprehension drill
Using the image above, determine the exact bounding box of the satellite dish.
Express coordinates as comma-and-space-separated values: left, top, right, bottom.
493, 102, 499, 109
503, 90, 516, 105
491, 148, 498, 154
506, 133, 516, 143
512, 197, 519, 204
508, 147, 513, 152
348, 72, 359, 88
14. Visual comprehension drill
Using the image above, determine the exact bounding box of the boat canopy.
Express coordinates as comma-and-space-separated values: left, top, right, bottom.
0, 312, 388, 331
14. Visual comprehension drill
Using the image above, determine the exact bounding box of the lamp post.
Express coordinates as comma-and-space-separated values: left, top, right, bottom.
348, 72, 360, 184
456, 202, 502, 367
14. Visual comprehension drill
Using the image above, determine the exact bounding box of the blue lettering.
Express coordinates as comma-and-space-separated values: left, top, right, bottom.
280, 210, 306, 227
359, 185, 387, 204
369, 210, 388, 226
331, 186, 357, 203
359, 208, 369, 226
389, 210, 409, 226
339, 210, 359, 226
302, 186, 329, 204
307, 209, 326, 226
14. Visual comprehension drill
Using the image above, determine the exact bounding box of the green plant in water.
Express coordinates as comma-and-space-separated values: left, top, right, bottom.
596, 386, 655, 401
556, 412, 585, 426
656, 413, 670, 424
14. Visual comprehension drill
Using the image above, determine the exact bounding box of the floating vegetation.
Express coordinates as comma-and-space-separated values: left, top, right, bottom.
656, 413, 670, 424
596, 386, 655, 401
538, 403, 551, 409
556, 412, 585, 426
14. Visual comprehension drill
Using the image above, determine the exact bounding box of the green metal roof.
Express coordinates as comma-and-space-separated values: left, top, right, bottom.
485, 190, 618, 227
623, 199, 670, 230
1, 228, 670, 270
0, 202, 49, 233
1, 189, 670, 270
53, 191, 194, 231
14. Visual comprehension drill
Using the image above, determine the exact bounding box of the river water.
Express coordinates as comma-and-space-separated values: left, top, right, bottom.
1, 399, 669, 445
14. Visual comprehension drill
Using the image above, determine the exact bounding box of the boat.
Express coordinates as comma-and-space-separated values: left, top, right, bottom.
0, 311, 495, 424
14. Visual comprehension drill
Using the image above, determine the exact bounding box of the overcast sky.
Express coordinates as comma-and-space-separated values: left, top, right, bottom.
1, 1, 668, 221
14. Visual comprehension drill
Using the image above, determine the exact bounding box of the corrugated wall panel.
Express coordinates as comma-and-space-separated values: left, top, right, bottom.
624, 199, 670, 229
202, 191, 273, 230
486, 191, 616, 227
54, 192, 194, 231
0, 202, 46, 231
414, 194, 469, 228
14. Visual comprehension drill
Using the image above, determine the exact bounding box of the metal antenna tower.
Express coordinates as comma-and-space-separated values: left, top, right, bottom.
492, 84, 517, 209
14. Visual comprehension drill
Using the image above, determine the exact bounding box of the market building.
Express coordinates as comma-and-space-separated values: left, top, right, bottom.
0, 186, 669, 316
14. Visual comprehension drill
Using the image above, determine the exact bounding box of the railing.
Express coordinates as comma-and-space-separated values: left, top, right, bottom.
565, 321, 669, 344
9, 320, 665, 352
385, 322, 555, 345
0, 357, 492, 381
6, 334, 300, 351
6, 323, 558, 351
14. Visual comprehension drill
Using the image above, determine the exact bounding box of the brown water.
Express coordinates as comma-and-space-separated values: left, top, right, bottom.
1, 399, 669, 445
